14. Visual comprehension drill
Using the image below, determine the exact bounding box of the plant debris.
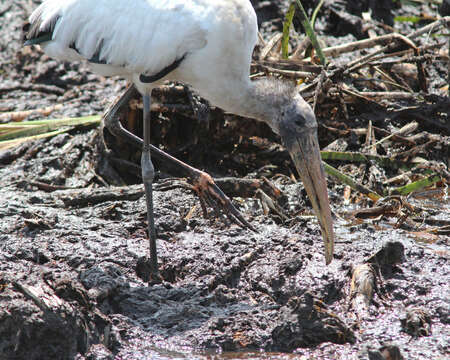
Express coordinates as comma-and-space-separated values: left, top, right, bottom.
0, 0, 448, 359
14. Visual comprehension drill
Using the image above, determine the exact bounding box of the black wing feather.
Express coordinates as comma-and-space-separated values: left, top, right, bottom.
24, 6, 60, 46
140, 54, 186, 83
24, 7, 186, 77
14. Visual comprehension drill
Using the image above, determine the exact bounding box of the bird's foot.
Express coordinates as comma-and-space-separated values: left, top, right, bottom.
136, 256, 163, 285
189, 170, 256, 232
148, 272, 163, 285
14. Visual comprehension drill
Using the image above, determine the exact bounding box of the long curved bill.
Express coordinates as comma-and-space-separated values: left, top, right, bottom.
283, 128, 334, 264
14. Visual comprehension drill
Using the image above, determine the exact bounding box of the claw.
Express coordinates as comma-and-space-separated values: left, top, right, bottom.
190, 171, 257, 232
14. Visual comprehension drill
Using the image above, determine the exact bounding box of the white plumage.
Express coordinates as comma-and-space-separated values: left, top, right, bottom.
29, 0, 258, 116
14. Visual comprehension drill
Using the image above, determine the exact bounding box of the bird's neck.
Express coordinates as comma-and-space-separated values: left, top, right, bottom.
213, 79, 278, 132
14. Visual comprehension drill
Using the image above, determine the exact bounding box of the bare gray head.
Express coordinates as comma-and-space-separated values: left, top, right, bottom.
238, 78, 315, 132
243, 77, 334, 263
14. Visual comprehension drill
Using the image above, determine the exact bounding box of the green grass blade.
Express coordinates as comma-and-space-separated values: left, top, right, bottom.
0, 115, 101, 141
310, 0, 325, 28
320, 151, 417, 170
0, 129, 71, 150
294, 0, 327, 65
282, 3, 296, 59
323, 161, 382, 201
390, 175, 442, 196
394, 15, 422, 24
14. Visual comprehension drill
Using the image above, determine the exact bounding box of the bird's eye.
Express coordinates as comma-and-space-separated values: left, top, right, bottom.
295, 116, 306, 127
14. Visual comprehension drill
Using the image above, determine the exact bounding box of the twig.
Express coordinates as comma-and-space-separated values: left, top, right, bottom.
260, 33, 283, 60
321, 124, 417, 145
373, 122, 418, 147
322, 33, 416, 59
254, 59, 322, 73
0, 104, 64, 123
27, 180, 80, 192
364, 120, 376, 155
343, 17, 450, 75
344, 35, 418, 75
370, 54, 447, 68
257, 31, 266, 47
313, 70, 326, 112
0, 83, 65, 96
372, 66, 412, 93
406, 16, 450, 40
338, 87, 349, 120
341, 89, 421, 102
256, 64, 315, 78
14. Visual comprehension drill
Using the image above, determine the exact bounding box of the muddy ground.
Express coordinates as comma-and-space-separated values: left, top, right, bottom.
1, 1, 449, 359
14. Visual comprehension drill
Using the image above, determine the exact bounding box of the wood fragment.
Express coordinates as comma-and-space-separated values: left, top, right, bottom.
0, 104, 63, 123
313, 70, 326, 112
0, 83, 65, 96
13, 281, 64, 312
255, 189, 288, 220
351, 201, 402, 220
256, 64, 315, 78
373, 65, 412, 92
58, 185, 145, 207
407, 16, 450, 40
343, 90, 421, 102
373, 121, 418, 146
364, 120, 377, 155
259, 33, 283, 60
348, 264, 376, 317
27, 180, 79, 192
401, 308, 432, 337
257, 31, 266, 47
322, 33, 415, 59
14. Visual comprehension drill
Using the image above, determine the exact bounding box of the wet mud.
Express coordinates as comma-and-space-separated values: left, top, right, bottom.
1, 1, 449, 359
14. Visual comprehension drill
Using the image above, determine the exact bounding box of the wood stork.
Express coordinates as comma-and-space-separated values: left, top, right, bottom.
25, 0, 335, 279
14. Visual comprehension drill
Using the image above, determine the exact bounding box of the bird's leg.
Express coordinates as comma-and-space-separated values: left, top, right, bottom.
141, 93, 158, 278
103, 85, 255, 231
103, 85, 143, 147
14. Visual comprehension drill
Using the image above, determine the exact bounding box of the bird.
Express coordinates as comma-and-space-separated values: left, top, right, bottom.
24, 0, 335, 280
